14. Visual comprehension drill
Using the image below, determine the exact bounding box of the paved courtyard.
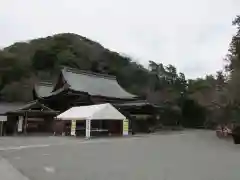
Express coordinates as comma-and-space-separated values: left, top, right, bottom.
0, 130, 240, 180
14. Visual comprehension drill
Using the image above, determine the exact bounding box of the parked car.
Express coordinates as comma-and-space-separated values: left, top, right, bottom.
232, 126, 240, 144
216, 125, 232, 138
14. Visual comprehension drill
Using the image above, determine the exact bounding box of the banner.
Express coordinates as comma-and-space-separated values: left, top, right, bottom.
18, 116, 23, 132
123, 119, 129, 136
85, 119, 91, 138
71, 120, 76, 136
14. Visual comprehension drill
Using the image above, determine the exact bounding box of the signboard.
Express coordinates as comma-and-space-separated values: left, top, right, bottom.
18, 116, 23, 132
71, 120, 76, 136
123, 119, 129, 136
0, 116, 7, 122
85, 119, 91, 138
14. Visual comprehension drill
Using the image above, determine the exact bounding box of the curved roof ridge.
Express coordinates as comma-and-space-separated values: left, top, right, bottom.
62, 66, 117, 80
35, 81, 54, 87
60, 66, 137, 99
34, 82, 54, 98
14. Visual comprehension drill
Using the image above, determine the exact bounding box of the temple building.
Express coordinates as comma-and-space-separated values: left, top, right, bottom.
34, 67, 139, 110
2, 67, 160, 136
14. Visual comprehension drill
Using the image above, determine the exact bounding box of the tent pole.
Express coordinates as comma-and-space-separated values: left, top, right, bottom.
24, 112, 28, 135
85, 119, 91, 139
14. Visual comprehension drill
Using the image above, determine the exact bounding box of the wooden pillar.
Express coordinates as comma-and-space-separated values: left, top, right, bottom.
24, 112, 28, 135
0, 121, 3, 136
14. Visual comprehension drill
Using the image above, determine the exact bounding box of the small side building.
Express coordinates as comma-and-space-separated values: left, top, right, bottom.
0, 101, 59, 135
0, 102, 25, 135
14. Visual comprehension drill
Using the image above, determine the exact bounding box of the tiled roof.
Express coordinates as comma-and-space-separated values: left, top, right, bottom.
114, 100, 150, 107
61, 67, 137, 99
34, 82, 54, 98
0, 102, 25, 115
114, 100, 161, 107
17, 100, 55, 111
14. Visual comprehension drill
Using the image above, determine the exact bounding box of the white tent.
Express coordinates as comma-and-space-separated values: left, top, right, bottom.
56, 103, 125, 120
56, 103, 127, 138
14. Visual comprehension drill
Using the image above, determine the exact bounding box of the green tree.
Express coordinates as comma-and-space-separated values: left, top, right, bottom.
0, 51, 26, 91
227, 16, 240, 100
32, 49, 57, 70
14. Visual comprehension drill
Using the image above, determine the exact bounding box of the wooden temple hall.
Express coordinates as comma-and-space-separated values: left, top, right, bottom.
0, 67, 160, 136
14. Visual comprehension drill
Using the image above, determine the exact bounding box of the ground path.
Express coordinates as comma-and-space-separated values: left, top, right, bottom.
0, 130, 239, 180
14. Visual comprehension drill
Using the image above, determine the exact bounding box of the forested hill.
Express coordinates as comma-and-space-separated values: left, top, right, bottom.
0, 33, 143, 101
0, 15, 240, 127
0, 33, 187, 103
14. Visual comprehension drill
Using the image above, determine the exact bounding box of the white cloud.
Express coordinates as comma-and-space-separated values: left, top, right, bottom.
0, 0, 239, 78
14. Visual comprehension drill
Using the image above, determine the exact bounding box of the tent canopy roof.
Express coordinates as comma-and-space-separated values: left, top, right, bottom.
56, 103, 126, 121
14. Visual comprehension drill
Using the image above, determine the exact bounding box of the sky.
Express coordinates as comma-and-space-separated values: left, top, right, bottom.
0, 0, 240, 78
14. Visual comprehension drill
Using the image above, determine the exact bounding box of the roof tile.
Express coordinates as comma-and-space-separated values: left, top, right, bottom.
62, 67, 136, 99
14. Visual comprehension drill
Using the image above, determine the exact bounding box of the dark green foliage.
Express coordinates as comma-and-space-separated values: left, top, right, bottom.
184, 15, 240, 126
4, 22, 240, 128
0, 33, 161, 101
32, 49, 57, 70
225, 16, 240, 123
181, 99, 206, 127
0, 51, 28, 91
148, 60, 187, 101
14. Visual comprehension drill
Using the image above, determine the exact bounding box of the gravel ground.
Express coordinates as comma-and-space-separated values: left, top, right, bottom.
0, 130, 240, 180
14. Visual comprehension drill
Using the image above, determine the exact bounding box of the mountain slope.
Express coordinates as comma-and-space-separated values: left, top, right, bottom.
0, 33, 151, 101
